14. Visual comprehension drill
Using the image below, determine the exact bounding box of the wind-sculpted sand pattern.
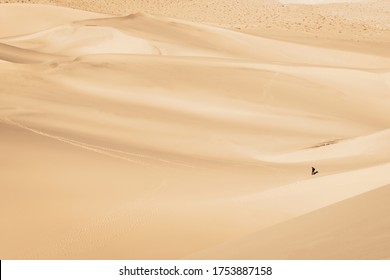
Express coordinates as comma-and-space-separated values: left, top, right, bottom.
0, 2, 390, 259
2, 117, 198, 169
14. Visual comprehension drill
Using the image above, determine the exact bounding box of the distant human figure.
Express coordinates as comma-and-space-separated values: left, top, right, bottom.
312, 167, 318, 175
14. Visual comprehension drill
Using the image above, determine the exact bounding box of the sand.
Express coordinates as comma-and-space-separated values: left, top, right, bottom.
0, 1, 389, 259
191, 184, 390, 259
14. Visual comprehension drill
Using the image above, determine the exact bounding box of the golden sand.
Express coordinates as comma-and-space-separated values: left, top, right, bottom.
0, 1, 389, 259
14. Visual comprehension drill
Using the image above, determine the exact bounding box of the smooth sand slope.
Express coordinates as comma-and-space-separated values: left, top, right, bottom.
0, 3, 389, 259
0, 4, 111, 37
191, 184, 390, 259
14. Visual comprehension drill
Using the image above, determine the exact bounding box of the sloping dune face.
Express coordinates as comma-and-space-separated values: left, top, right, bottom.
0, 4, 111, 37
192, 184, 390, 259
0, 3, 390, 259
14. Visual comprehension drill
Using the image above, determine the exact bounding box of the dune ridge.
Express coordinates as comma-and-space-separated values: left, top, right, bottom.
0, 2, 389, 259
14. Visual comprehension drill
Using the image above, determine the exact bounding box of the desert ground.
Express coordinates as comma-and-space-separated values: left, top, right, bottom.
0, 0, 389, 259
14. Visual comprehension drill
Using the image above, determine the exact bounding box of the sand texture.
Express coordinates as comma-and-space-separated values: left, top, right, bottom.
0, 1, 389, 259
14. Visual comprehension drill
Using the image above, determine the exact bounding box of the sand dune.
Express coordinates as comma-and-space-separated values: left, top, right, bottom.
0, 2, 389, 259
257, 128, 390, 162
0, 4, 110, 37
0, 42, 63, 63
4, 12, 389, 66
191, 184, 390, 259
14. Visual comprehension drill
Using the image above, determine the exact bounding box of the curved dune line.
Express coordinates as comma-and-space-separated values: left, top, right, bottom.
2, 117, 197, 168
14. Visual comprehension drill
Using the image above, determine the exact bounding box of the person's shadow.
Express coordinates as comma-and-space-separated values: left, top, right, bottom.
312, 167, 318, 175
